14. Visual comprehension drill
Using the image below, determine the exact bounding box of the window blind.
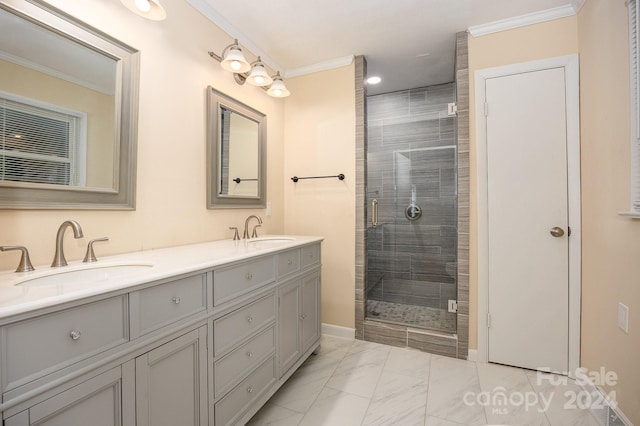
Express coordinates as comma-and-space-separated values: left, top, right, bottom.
0, 96, 79, 186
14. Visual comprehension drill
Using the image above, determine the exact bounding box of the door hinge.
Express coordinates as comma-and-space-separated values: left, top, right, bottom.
447, 102, 458, 116
448, 299, 458, 313
487, 313, 492, 328
484, 101, 489, 117
568, 226, 572, 237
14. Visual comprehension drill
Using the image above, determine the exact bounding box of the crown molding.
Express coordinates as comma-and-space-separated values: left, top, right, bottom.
468, 4, 578, 37
185, 0, 283, 73
284, 55, 355, 79
571, 0, 587, 13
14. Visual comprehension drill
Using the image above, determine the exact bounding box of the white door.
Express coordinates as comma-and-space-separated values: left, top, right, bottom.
485, 67, 569, 373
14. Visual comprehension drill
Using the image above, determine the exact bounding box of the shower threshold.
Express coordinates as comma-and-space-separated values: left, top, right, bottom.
366, 299, 456, 333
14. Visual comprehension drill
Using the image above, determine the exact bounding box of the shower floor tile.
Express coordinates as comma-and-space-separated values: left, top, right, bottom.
366, 299, 456, 332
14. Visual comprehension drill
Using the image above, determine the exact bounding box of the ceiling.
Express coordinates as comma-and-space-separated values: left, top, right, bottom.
188, 0, 583, 95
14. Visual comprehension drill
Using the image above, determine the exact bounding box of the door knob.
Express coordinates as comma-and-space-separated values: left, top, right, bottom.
550, 227, 565, 237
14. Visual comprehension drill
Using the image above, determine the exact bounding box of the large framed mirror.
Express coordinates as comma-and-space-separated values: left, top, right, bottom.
0, 0, 139, 209
207, 87, 266, 209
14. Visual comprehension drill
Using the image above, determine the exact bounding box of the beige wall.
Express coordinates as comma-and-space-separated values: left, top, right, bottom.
578, 0, 640, 421
283, 64, 356, 328
467, 16, 579, 350
0, 0, 285, 270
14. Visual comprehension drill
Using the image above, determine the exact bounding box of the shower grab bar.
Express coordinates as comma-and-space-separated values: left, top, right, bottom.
372, 199, 379, 228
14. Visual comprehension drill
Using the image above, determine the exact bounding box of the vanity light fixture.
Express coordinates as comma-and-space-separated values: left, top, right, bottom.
266, 72, 290, 98
219, 39, 251, 73
209, 44, 291, 98
120, 0, 167, 20
246, 58, 273, 87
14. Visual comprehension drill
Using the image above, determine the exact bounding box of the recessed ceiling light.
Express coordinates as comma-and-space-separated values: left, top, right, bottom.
366, 76, 382, 85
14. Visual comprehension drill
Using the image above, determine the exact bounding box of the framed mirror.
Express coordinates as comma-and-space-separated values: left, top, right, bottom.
207, 87, 266, 209
0, 0, 139, 209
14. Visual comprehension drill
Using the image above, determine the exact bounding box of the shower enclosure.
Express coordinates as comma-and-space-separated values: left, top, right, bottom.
365, 83, 457, 333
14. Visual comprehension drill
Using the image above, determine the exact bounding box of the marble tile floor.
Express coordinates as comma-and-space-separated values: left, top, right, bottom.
366, 299, 457, 332
248, 335, 607, 426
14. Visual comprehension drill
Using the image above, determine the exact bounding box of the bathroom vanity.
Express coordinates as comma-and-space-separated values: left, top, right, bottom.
0, 236, 322, 425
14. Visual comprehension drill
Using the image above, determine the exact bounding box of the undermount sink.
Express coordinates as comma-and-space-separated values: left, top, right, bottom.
247, 237, 295, 244
14, 261, 155, 287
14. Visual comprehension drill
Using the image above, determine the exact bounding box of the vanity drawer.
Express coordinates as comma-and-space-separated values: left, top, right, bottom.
214, 357, 276, 426
213, 256, 275, 305
214, 326, 275, 398
1, 296, 128, 393
129, 273, 207, 338
214, 293, 275, 356
301, 244, 321, 268
277, 249, 300, 279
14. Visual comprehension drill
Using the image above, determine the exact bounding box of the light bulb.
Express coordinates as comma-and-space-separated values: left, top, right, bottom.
231, 60, 242, 71
134, 0, 151, 12
273, 89, 282, 97
254, 75, 265, 85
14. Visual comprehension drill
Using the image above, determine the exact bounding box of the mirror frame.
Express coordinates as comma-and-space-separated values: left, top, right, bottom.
0, 0, 139, 209
207, 87, 266, 209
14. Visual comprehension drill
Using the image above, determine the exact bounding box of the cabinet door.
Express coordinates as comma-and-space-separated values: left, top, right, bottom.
277, 279, 301, 376
135, 327, 208, 426
301, 272, 321, 354
7, 366, 129, 426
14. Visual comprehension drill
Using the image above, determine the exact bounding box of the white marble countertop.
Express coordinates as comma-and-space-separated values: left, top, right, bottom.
0, 235, 323, 319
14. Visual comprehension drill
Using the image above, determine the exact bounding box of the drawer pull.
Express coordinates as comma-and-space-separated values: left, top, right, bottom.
172, 296, 181, 304
246, 351, 253, 358
287, 258, 293, 266
69, 330, 82, 340
246, 272, 253, 280
247, 386, 253, 393
246, 315, 253, 323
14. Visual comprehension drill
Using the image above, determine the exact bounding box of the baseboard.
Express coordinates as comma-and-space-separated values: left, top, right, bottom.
321, 323, 355, 339
578, 372, 634, 426
467, 349, 478, 362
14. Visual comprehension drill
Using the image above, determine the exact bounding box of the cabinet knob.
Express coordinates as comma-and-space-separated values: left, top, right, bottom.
247, 386, 253, 394
299, 314, 306, 320
246, 315, 253, 323
246, 272, 253, 280
70, 330, 82, 340
172, 296, 181, 304
287, 259, 293, 266
246, 351, 253, 358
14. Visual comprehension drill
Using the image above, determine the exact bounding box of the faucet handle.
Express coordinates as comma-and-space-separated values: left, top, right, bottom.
229, 227, 240, 241
83, 237, 109, 263
1, 246, 35, 272
251, 224, 262, 238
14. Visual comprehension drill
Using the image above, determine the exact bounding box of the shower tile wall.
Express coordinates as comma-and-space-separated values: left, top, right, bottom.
366, 84, 457, 316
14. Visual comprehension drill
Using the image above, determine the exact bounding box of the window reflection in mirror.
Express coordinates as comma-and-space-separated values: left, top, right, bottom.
207, 87, 266, 209
0, 5, 117, 190
219, 106, 260, 197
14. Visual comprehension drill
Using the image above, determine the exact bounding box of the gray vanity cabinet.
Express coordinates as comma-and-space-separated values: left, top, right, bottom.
0, 239, 323, 426
4, 364, 133, 426
277, 271, 321, 377
135, 327, 208, 426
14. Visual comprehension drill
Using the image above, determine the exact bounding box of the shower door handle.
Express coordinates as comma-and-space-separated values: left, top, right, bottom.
371, 199, 379, 228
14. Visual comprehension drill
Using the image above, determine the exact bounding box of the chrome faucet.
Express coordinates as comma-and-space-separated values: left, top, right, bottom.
51, 220, 84, 267
243, 215, 262, 239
